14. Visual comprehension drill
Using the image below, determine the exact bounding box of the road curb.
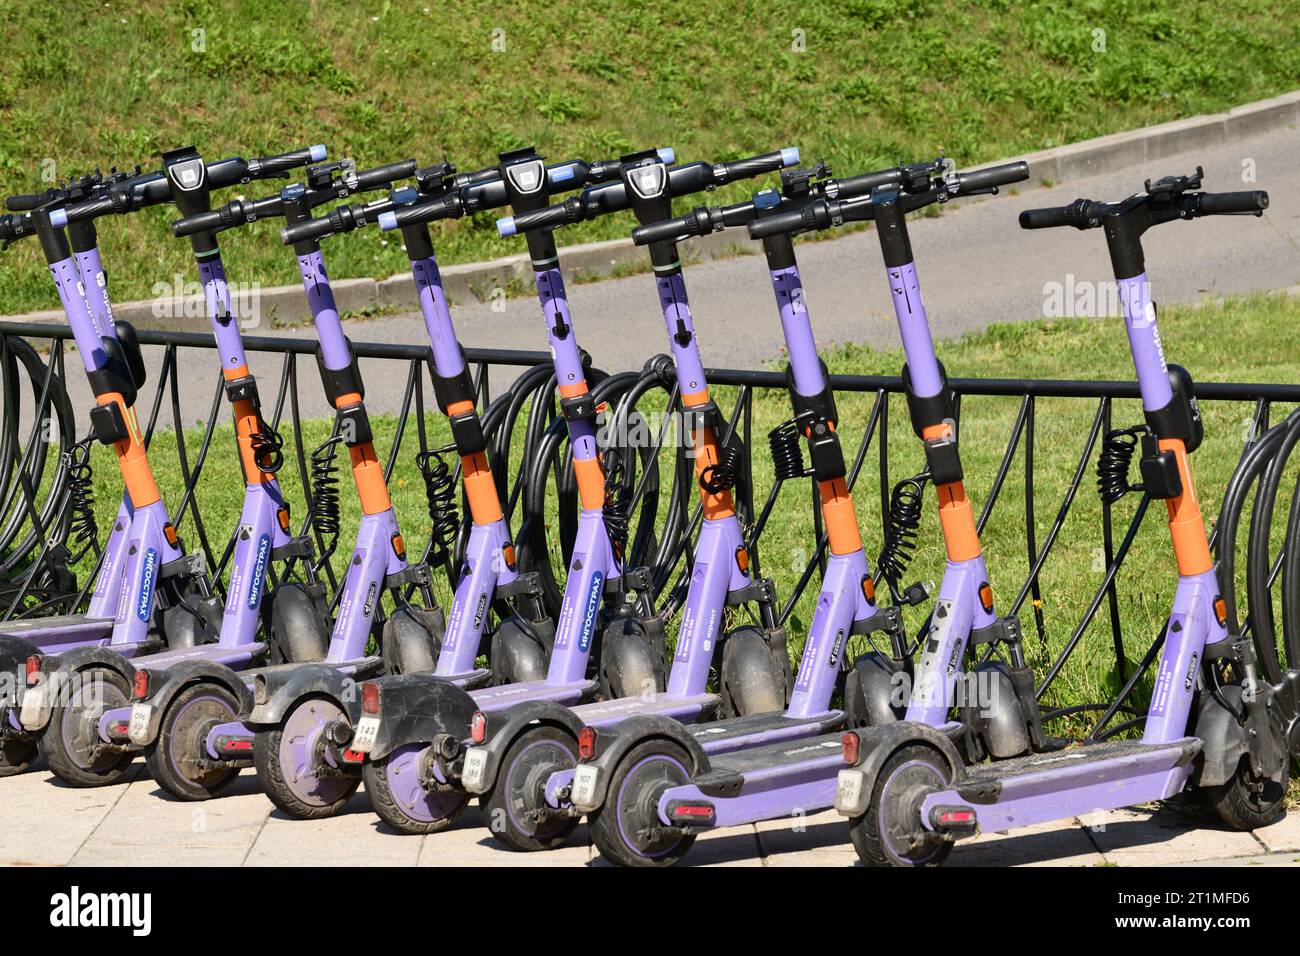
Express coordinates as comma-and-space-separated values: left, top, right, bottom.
6, 89, 1296, 333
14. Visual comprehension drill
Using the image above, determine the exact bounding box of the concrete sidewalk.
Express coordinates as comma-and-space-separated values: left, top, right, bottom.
3, 758, 1297, 867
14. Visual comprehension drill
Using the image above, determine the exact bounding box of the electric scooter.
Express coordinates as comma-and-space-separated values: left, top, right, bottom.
0, 175, 209, 777
20, 145, 348, 787
562, 157, 1048, 865
836, 168, 1299, 866
457, 152, 918, 854
122, 158, 450, 804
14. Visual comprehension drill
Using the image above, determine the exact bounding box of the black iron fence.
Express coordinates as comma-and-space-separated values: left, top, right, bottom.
3, 320, 1298, 740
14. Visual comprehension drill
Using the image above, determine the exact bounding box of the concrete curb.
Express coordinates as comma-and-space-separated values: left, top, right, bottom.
6, 89, 1297, 334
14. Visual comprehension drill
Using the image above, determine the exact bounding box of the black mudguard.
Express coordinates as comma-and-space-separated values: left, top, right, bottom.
0, 635, 41, 708
364, 673, 477, 762
598, 612, 666, 700
468, 700, 585, 794
844, 651, 910, 728
1191, 684, 1253, 788
135, 660, 254, 742
245, 663, 362, 729
960, 662, 1031, 760
577, 714, 711, 811
490, 614, 551, 684
40, 645, 135, 686
267, 581, 329, 664
381, 605, 443, 675
718, 625, 791, 717
838, 722, 966, 817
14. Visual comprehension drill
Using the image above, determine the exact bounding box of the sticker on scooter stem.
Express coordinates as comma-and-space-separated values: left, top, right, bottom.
246, 534, 271, 609
577, 571, 604, 654
136, 548, 158, 622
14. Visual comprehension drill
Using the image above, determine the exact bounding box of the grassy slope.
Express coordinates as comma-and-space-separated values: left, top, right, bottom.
62, 291, 1300, 726
1, 0, 1298, 314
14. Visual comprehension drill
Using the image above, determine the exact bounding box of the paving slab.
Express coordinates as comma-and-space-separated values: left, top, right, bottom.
0, 766, 142, 866
416, 804, 592, 867
948, 819, 1106, 867
1252, 813, 1300, 853
1085, 805, 1264, 865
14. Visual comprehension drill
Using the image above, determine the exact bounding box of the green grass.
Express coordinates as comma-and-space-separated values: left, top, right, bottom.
37, 290, 1300, 732
1, 0, 1298, 315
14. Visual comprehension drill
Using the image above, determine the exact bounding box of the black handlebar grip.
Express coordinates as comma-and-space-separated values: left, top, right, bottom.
281, 214, 338, 245
498, 202, 573, 237
1018, 205, 1074, 229
59, 194, 116, 224
631, 209, 706, 246
172, 207, 225, 237
957, 161, 1030, 194
379, 193, 460, 231
250, 145, 328, 180
1197, 190, 1269, 215
833, 168, 905, 201
6, 190, 58, 212
747, 204, 816, 240
716, 148, 800, 185
355, 159, 418, 192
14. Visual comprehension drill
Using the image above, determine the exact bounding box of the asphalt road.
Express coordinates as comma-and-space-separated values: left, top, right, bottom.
43, 122, 1300, 423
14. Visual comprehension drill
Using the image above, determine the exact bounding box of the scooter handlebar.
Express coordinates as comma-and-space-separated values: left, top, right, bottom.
955, 161, 1029, 194
1196, 190, 1269, 216
354, 158, 418, 192
714, 147, 799, 185
248, 145, 327, 180
5, 189, 62, 212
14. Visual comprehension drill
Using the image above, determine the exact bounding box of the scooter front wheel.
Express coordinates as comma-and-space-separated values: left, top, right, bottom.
364, 743, 469, 834
847, 744, 953, 867
589, 739, 696, 867
254, 695, 360, 819
38, 665, 134, 787
145, 682, 242, 801
1202, 756, 1286, 831
481, 725, 581, 851
0, 736, 36, 777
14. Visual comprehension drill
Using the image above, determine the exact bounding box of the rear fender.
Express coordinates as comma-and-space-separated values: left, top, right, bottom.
836, 722, 965, 818
364, 674, 477, 761
463, 700, 584, 794
575, 715, 710, 811
133, 660, 253, 742
246, 663, 361, 729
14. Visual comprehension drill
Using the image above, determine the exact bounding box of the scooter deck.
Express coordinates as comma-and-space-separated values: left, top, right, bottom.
690, 709, 844, 756
0, 615, 117, 645
572, 692, 719, 727
442, 667, 501, 690
470, 678, 600, 711
952, 737, 1202, 802
134, 642, 269, 670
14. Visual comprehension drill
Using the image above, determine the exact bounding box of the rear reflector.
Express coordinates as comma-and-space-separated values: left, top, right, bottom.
841, 731, 860, 766
577, 727, 596, 761
930, 805, 978, 833
24, 656, 40, 686
110, 722, 129, 737
666, 801, 716, 826
361, 682, 380, 715
470, 711, 487, 745
342, 748, 365, 764
132, 669, 151, 700
220, 738, 254, 753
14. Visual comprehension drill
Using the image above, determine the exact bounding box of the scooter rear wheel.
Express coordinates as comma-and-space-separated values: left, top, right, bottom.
0, 736, 36, 776
38, 665, 134, 787
589, 739, 695, 867
145, 683, 242, 801
1202, 757, 1286, 831
364, 744, 469, 834
254, 695, 360, 819
481, 725, 581, 851
848, 744, 953, 867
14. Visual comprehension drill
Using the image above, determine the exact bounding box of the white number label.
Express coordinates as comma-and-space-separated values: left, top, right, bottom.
127, 703, 153, 743
462, 747, 489, 790
572, 765, 600, 808
351, 716, 380, 753
834, 769, 864, 814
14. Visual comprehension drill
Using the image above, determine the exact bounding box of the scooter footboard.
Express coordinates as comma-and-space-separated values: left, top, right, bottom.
571, 715, 711, 812
461, 700, 585, 795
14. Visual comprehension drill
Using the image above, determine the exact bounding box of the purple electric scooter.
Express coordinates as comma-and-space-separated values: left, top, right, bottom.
836, 168, 1298, 866
0, 175, 215, 777
563, 156, 1049, 866
457, 150, 918, 855
118, 159, 448, 805
20, 145, 343, 788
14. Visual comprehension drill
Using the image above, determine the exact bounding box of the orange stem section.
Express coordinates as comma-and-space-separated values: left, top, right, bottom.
819, 478, 863, 556
446, 398, 506, 526
922, 423, 982, 563
683, 389, 736, 521
1160, 438, 1213, 577
223, 365, 271, 486
101, 393, 162, 508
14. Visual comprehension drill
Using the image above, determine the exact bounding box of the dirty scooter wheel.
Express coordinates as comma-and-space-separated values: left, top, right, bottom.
364, 743, 470, 834
589, 739, 696, 867
0, 736, 37, 777
37, 665, 134, 787
848, 744, 954, 867
255, 695, 360, 818
481, 725, 582, 851
145, 683, 243, 801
